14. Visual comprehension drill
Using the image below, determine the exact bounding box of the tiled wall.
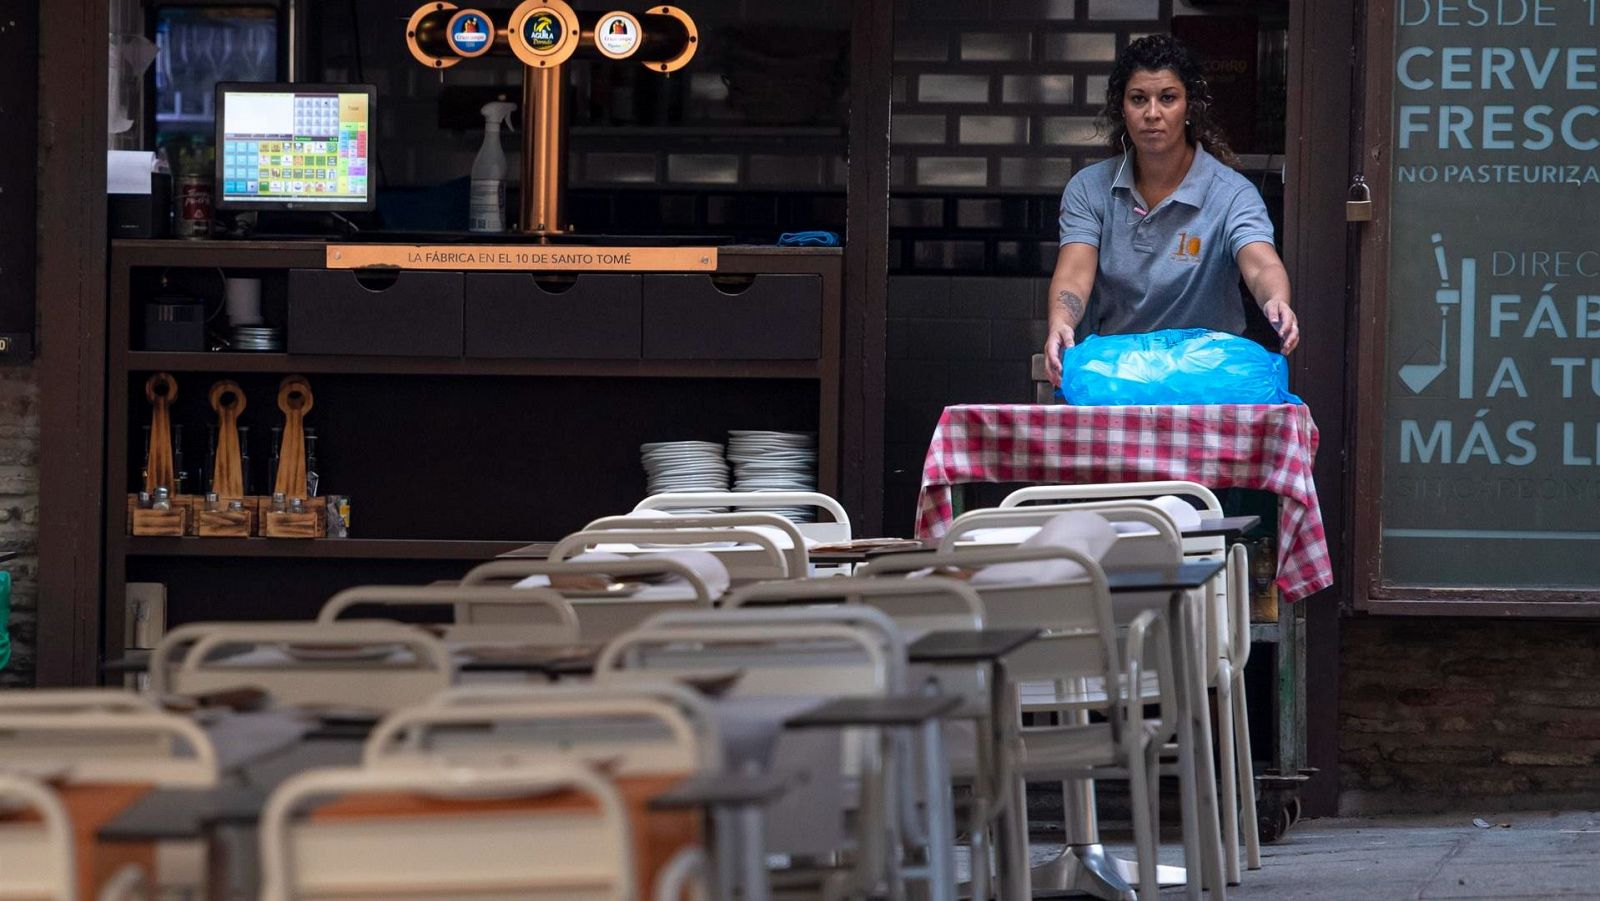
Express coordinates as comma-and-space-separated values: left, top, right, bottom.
886, 0, 1172, 276
885, 275, 1050, 536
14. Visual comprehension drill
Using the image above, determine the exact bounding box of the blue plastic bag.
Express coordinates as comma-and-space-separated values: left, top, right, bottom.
1058, 329, 1303, 406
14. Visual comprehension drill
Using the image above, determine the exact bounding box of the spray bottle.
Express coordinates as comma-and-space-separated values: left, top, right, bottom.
470, 100, 518, 233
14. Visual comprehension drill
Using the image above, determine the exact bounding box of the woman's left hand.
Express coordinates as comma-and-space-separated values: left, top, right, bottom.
1262, 299, 1299, 354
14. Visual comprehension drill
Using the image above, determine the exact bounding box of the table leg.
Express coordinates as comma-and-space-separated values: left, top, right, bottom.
1177, 589, 1227, 899
990, 664, 1031, 901
920, 719, 958, 901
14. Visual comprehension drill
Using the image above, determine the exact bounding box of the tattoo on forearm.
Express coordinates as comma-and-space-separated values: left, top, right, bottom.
1055, 291, 1086, 326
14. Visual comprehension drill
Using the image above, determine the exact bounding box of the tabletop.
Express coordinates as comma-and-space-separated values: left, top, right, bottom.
1105, 559, 1227, 593
907, 628, 1040, 663
914, 403, 1330, 602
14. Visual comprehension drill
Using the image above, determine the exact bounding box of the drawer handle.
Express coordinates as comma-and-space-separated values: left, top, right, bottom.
353, 269, 402, 293
709, 274, 756, 296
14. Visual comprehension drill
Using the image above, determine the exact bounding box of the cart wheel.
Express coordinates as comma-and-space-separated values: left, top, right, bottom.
1259, 802, 1291, 844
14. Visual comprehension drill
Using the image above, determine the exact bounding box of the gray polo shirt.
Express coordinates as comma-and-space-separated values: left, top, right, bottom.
1058, 144, 1276, 336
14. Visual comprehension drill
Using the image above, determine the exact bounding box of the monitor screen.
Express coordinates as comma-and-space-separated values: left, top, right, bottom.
215, 83, 376, 211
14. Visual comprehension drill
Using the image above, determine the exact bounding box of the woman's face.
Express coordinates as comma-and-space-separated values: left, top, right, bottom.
1121, 67, 1189, 157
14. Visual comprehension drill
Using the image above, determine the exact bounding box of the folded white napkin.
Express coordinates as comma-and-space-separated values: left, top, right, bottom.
970, 511, 1117, 586
1150, 495, 1203, 529
515, 549, 731, 599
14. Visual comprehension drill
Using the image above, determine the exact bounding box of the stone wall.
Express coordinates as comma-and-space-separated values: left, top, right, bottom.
0, 365, 38, 687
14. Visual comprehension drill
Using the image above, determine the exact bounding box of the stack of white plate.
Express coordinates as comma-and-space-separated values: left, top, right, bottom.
727, 430, 817, 523
640, 441, 729, 513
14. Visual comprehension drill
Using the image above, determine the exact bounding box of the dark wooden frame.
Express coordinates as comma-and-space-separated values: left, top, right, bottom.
1348, 0, 1600, 617
843, 0, 893, 537
1281, 0, 1357, 815
37, 0, 112, 686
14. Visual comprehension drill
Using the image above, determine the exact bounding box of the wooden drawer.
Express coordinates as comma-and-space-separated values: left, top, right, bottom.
642, 274, 822, 360
288, 269, 464, 357
464, 273, 641, 359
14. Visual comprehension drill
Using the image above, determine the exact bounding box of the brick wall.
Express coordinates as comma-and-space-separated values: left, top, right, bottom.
1341, 616, 1600, 813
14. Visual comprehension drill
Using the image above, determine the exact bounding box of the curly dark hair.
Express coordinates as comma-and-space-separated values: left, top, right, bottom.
1098, 34, 1240, 169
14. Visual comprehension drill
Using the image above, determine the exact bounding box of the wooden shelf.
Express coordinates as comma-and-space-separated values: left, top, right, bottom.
122, 537, 529, 560
123, 352, 822, 379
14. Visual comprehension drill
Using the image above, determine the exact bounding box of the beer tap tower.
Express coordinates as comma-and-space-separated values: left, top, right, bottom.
405, 2, 698, 237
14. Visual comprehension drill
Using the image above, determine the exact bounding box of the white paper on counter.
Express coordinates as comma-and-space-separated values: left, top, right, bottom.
107, 150, 158, 194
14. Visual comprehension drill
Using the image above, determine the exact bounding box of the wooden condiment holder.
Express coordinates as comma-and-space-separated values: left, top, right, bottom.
195, 380, 256, 537
264, 495, 326, 539
263, 377, 324, 538
131, 373, 191, 536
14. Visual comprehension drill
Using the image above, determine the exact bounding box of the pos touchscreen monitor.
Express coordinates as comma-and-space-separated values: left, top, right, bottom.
214, 83, 377, 212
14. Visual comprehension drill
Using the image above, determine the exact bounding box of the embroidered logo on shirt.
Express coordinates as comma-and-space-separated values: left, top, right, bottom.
1172, 232, 1202, 263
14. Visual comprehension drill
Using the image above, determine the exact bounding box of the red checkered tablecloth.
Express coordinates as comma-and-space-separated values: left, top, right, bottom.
915, 403, 1332, 602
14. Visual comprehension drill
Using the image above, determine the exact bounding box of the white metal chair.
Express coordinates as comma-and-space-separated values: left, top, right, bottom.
364, 689, 717, 776
149, 621, 453, 713
722, 578, 987, 901
317, 584, 580, 646
259, 760, 634, 901
864, 536, 1178, 901
1000, 480, 1261, 877
0, 691, 218, 788
598, 614, 905, 901
459, 555, 725, 641
632, 490, 852, 545
560, 511, 810, 582
0, 773, 77, 901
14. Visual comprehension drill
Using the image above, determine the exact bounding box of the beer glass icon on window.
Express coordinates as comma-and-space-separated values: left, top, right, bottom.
1399, 233, 1475, 399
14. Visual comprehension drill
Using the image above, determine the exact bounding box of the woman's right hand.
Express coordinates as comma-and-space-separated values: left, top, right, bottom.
1043, 322, 1076, 387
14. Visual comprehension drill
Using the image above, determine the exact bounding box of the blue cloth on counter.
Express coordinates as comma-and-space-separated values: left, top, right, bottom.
778, 231, 840, 247
1057, 328, 1303, 406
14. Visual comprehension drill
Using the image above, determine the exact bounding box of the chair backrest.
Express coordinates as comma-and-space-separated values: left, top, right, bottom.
318, 584, 581, 646
632, 491, 852, 544
0, 774, 77, 901
1001, 480, 1223, 517
150, 621, 453, 713
724, 575, 985, 633
940, 500, 1184, 569
0, 689, 160, 716
569, 511, 809, 581
459, 557, 720, 643
365, 693, 709, 777
0, 692, 218, 788
1000, 480, 1225, 557
598, 620, 890, 699
420, 682, 723, 773
259, 761, 634, 901
858, 544, 1122, 710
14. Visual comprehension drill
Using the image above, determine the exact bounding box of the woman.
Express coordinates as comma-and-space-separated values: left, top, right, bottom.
1042, 34, 1298, 387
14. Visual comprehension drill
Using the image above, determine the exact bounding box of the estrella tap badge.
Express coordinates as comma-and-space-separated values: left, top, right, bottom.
448, 12, 492, 54
524, 10, 562, 51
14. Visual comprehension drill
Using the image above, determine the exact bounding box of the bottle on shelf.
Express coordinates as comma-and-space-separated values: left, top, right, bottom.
238, 425, 252, 495
305, 428, 319, 497
172, 424, 187, 496
1250, 537, 1279, 623
268, 425, 282, 492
